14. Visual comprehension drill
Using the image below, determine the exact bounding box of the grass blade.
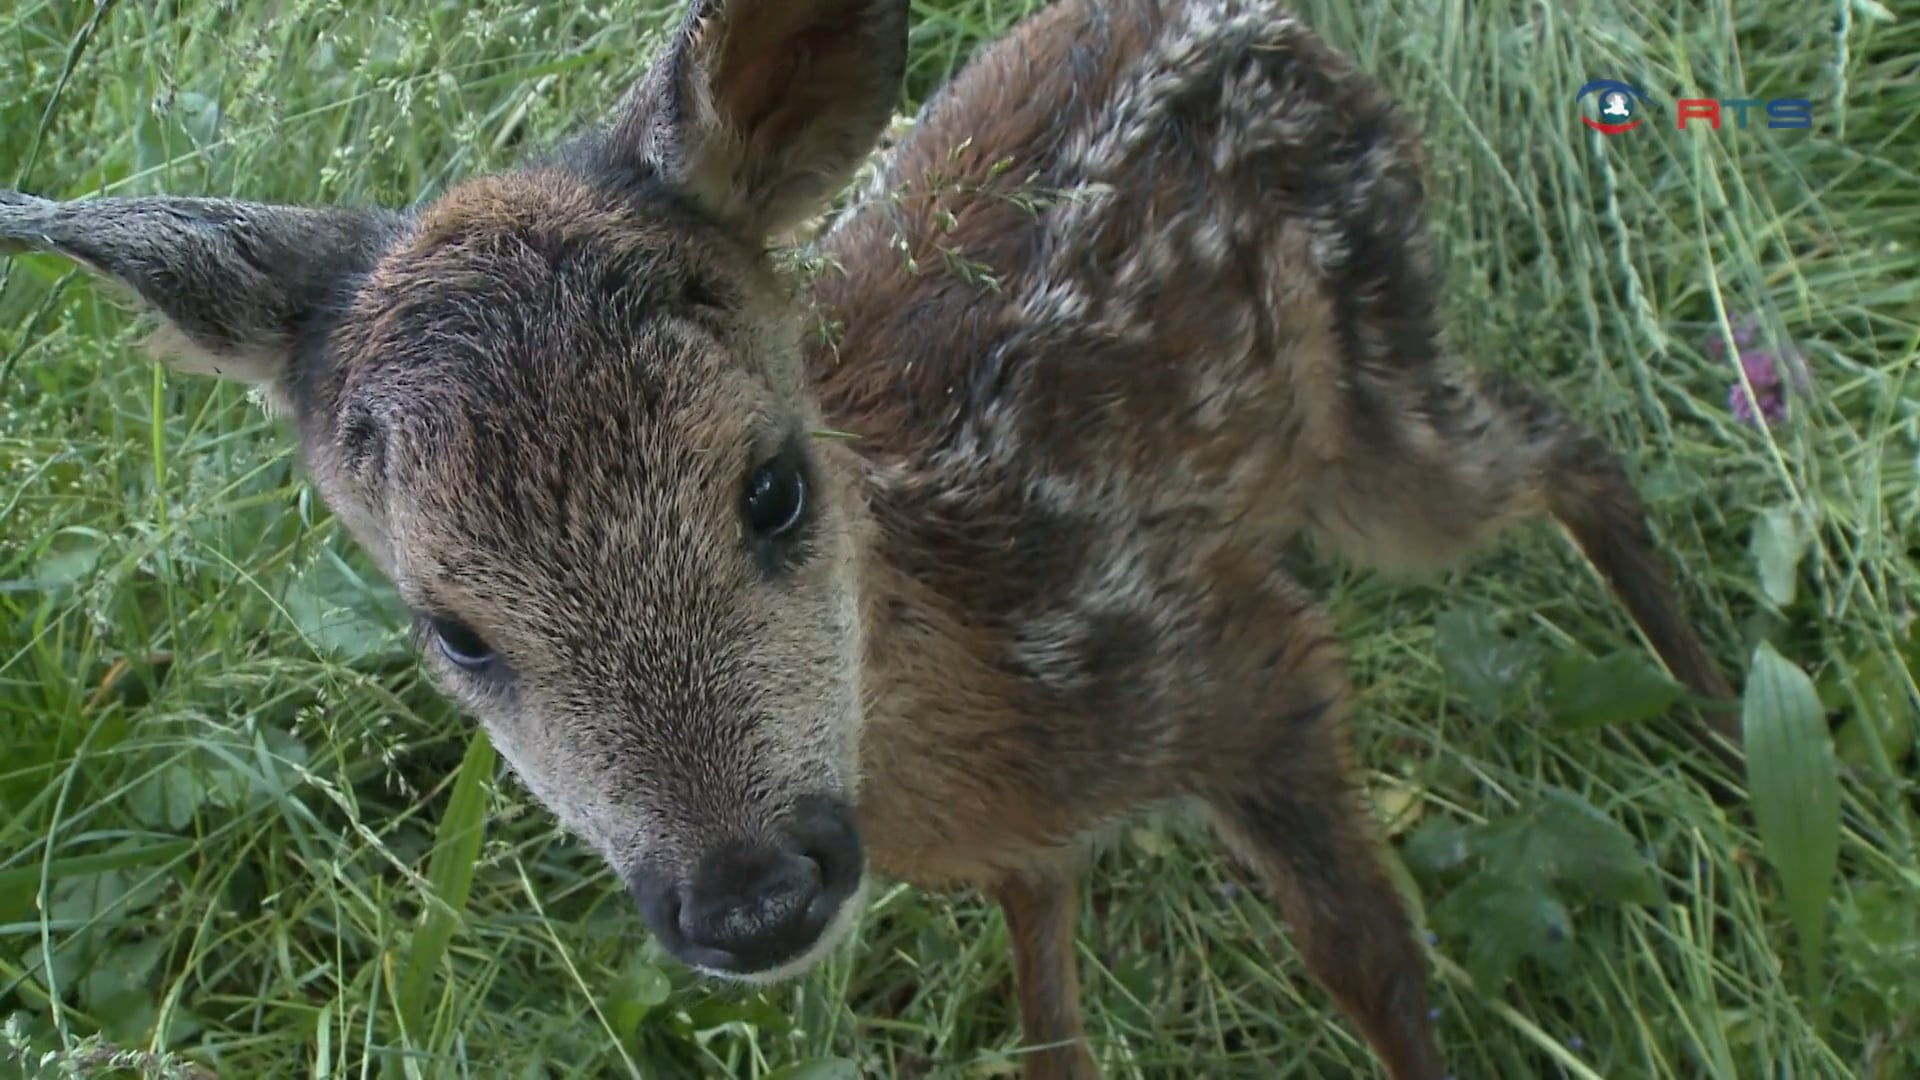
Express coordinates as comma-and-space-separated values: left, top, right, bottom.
392, 730, 497, 1062
0, 839, 194, 894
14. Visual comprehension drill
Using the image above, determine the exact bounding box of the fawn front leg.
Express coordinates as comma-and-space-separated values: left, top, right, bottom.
1163, 571, 1446, 1079
1207, 772, 1444, 1080
1200, 673, 1446, 1077
996, 871, 1099, 1080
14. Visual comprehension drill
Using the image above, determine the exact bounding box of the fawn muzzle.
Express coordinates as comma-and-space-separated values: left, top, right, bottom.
628, 793, 864, 976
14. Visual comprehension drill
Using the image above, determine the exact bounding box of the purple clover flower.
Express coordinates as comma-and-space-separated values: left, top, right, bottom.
1706, 314, 1809, 428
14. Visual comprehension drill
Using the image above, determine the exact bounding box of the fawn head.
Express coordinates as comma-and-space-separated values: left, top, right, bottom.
1, 0, 910, 982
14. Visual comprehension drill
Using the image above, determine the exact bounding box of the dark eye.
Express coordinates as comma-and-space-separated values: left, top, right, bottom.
430, 617, 496, 670
742, 453, 807, 538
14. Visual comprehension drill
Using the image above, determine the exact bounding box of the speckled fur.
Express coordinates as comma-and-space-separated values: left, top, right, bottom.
0, 1, 1742, 1077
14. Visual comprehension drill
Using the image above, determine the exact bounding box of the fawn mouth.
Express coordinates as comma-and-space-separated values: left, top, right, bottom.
627, 793, 866, 980
699, 876, 870, 985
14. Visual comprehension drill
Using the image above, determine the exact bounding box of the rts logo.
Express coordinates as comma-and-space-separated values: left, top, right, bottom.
1578, 79, 1655, 134
1574, 78, 1813, 134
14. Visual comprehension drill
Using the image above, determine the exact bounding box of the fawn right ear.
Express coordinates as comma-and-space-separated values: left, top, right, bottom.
604, 0, 910, 238
0, 190, 403, 403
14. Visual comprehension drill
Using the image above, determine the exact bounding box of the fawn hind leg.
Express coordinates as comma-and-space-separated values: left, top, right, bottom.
1309, 366, 1741, 748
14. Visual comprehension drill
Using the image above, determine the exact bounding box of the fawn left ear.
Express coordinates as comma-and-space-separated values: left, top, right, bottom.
604, 0, 910, 239
0, 190, 404, 404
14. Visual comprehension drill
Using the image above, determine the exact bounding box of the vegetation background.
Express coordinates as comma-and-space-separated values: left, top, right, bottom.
2, 0, 1916, 1077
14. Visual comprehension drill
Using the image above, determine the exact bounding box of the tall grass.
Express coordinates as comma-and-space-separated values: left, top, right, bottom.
3, 0, 1916, 1077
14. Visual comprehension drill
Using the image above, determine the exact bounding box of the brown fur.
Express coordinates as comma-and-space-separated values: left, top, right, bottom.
0, 0, 1743, 1076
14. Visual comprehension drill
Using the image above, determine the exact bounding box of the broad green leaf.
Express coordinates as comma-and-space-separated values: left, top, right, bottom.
1826, 649, 1917, 770
1744, 641, 1841, 998
1834, 881, 1920, 1023
175, 90, 223, 147
81, 935, 168, 1042
1433, 871, 1572, 996
1467, 792, 1660, 907
684, 995, 792, 1035
1546, 650, 1687, 730
1527, 791, 1662, 906
607, 957, 672, 1041
1433, 609, 1541, 717
125, 760, 206, 831
1749, 505, 1809, 609
284, 580, 400, 663
1832, 708, 1914, 774
283, 549, 410, 663
257, 722, 313, 781
624, 963, 671, 1009
1400, 817, 1475, 879
25, 527, 108, 591
47, 866, 169, 925
16, 935, 99, 1008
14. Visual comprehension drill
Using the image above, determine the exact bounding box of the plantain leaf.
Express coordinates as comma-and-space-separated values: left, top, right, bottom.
1744, 641, 1841, 998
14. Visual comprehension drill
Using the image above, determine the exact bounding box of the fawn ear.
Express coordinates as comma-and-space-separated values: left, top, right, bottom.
0, 190, 402, 400
608, 0, 909, 238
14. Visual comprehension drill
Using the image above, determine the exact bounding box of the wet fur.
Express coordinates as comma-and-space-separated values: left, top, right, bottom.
1, 0, 1742, 1076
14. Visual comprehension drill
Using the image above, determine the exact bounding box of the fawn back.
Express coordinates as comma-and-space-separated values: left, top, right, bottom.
2, 0, 1740, 1075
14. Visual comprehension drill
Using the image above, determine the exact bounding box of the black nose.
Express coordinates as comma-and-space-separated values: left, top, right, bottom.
629, 795, 863, 975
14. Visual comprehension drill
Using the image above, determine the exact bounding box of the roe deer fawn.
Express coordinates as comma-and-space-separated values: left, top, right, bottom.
2, 0, 1742, 1075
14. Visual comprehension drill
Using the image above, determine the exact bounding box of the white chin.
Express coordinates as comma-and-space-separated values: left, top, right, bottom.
696, 876, 870, 987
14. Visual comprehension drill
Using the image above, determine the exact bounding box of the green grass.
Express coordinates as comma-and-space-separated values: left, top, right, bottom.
2, 0, 1917, 1077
